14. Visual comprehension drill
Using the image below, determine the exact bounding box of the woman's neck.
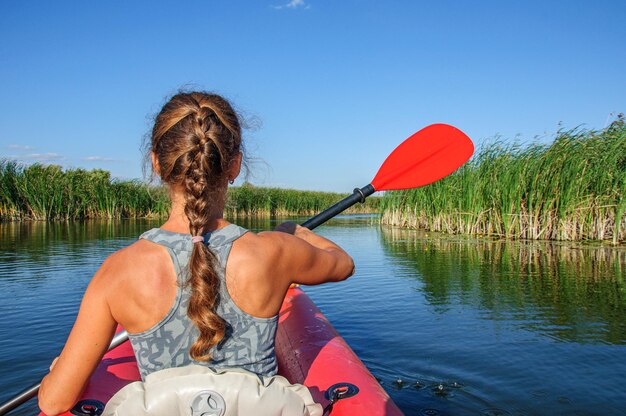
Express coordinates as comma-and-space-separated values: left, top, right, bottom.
160, 189, 229, 234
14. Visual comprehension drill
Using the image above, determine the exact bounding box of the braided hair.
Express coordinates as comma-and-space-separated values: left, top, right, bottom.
150, 92, 242, 361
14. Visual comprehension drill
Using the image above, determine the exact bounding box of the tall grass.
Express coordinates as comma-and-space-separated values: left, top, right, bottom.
0, 162, 379, 221
226, 184, 379, 216
381, 117, 626, 244
0, 162, 169, 220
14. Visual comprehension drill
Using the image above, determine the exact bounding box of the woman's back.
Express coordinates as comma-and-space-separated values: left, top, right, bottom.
127, 224, 278, 380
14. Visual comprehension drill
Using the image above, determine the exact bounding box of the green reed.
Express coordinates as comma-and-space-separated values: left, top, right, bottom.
0, 162, 378, 221
0, 162, 170, 220
381, 117, 626, 243
225, 184, 379, 217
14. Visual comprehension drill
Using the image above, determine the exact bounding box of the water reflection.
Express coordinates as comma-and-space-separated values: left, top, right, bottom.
0, 220, 161, 250
380, 227, 626, 345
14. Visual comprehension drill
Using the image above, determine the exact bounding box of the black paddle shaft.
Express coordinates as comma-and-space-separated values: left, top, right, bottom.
301, 184, 375, 230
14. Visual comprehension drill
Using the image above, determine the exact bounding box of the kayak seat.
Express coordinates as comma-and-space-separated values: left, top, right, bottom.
103, 364, 322, 416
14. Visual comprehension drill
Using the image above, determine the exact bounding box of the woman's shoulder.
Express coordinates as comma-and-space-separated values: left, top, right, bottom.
93, 238, 173, 293
229, 230, 315, 286
233, 230, 292, 260
93, 237, 178, 329
107, 238, 166, 270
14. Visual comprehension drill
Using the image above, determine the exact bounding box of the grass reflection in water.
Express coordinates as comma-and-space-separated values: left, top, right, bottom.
380, 227, 626, 345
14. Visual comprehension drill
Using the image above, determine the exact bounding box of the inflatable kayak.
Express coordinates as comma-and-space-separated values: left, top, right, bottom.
43, 286, 402, 415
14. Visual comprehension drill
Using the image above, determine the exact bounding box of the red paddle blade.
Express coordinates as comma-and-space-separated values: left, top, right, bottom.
371, 123, 474, 191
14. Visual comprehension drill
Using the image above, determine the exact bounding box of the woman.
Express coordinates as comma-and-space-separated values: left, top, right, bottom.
38, 92, 354, 415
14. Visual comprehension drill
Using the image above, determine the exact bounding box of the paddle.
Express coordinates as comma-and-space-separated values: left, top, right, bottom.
0, 123, 473, 415
302, 123, 474, 229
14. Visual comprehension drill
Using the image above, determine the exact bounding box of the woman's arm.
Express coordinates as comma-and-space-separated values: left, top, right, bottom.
38, 258, 118, 415
263, 224, 355, 286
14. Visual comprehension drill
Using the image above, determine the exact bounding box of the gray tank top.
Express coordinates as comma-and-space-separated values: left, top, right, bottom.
127, 224, 278, 380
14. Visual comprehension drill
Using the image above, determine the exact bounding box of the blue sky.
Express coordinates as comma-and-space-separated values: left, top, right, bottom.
1, 0, 625, 192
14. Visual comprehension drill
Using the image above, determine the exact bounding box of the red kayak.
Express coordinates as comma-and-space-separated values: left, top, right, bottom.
44, 286, 402, 415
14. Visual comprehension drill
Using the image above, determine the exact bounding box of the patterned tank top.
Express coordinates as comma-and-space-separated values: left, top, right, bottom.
127, 224, 278, 380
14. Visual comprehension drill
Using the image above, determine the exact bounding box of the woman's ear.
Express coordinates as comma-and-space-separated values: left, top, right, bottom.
151, 152, 161, 176
228, 152, 242, 182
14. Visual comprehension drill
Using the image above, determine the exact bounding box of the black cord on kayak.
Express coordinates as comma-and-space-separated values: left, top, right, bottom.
70, 399, 105, 416
322, 383, 359, 416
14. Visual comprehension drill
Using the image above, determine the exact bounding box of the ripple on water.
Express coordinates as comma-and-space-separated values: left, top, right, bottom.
481, 408, 511, 416
419, 409, 441, 416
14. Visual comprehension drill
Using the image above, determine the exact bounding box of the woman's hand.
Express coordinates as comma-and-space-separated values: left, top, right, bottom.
273, 221, 298, 235
274, 222, 318, 241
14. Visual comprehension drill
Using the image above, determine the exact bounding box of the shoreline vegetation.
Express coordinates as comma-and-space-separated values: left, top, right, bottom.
0, 164, 379, 221
2, 118, 624, 244
381, 117, 625, 244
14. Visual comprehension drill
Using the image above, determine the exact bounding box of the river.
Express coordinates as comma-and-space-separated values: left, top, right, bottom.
0, 217, 624, 415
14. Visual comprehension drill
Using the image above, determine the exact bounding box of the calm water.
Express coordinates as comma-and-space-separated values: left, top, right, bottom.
0, 217, 625, 415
